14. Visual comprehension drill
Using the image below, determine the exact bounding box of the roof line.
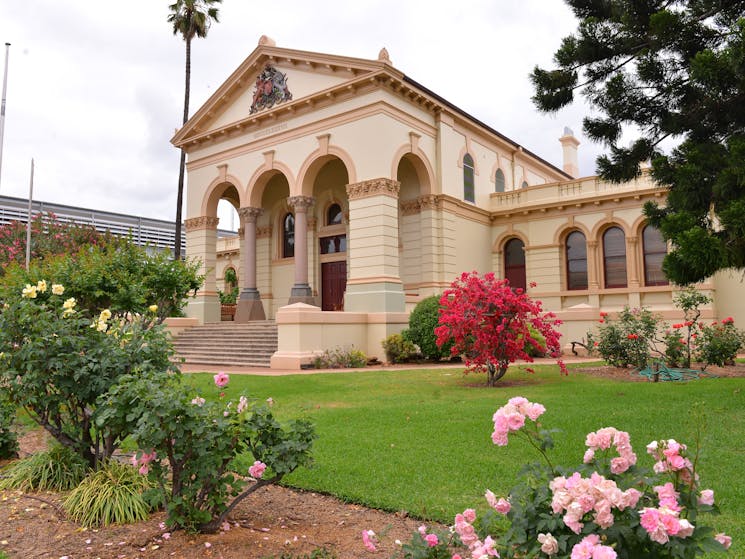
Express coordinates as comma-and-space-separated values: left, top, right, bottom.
401, 75, 573, 180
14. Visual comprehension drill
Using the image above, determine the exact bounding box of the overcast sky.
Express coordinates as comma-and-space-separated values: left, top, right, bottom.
0, 0, 603, 228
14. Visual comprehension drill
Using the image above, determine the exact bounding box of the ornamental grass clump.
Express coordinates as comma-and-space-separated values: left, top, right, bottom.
383, 397, 731, 558
0, 443, 88, 492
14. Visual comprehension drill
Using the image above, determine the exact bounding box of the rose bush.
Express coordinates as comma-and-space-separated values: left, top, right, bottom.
382, 397, 731, 558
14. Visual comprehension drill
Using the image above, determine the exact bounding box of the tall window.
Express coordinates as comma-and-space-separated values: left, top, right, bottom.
463, 153, 475, 203
643, 225, 668, 286
566, 231, 588, 290
603, 226, 627, 288
504, 238, 526, 291
282, 212, 295, 258
327, 203, 342, 225
495, 168, 505, 193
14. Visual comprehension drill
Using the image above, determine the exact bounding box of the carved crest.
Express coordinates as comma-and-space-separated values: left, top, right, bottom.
250, 65, 292, 113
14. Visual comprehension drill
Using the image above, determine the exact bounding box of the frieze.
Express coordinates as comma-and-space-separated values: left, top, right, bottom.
346, 178, 400, 201
250, 65, 292, 114
417, 194, 443, 211
400, 199, 421, 216
257, 226, 273, 239
185, 216, 220, 231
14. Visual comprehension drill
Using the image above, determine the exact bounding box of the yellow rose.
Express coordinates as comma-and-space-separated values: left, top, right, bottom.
21, 284, 38, 298
51, 284, 65, 295
36, 280, 47, 293
99, 309, 112, 321
63, 298, 76, 310
148, 304, 158, 313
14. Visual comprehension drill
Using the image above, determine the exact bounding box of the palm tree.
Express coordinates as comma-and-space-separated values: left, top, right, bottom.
168, 0, 221, 259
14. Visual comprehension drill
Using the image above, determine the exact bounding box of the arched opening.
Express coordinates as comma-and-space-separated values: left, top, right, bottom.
642, 225, 668, 286
603, 226, 627, 288
566, 230, 588, 290
463, 153, 475, 203
504, 238, 526, 291
495, 168, 506, 193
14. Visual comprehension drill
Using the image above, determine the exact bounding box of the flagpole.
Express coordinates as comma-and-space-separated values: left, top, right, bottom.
25, 158, 34, 271
0, 43, 10, 191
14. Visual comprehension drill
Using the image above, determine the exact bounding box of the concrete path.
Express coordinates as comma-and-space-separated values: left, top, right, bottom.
178, 355, 600, 376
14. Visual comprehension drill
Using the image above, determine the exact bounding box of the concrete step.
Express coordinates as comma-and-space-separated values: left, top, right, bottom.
173, 321, 278, 369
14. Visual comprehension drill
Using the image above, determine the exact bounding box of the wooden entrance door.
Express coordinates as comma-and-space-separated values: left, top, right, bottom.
321, 261, 346, 311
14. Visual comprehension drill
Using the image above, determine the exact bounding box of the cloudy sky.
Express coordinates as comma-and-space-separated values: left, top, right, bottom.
0, 0, 603, 228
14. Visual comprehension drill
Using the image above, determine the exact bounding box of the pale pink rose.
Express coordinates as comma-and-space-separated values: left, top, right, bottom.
714, 533, 732, 549
462, 508, 476, 523
592, 545, 617, 559
525, 402, 546, 421
213, 371, 230, 388
362, 529, 377, 552
237, 395, 249, 413
162, 532, 171, 540
537, 532, 559, 555
583, 449, 595, 463
506, 412, 525, 431
418, 525, 427, 536
508, 396, 529, 407
698, 489, 714, 506
620, 488, 642, 509
191, 396, 206, 406
610, 456, 630, 474
424, 534, 438, 547
248, 460, 266, 479
495, 498, 511, 514
668, 454, 686, 470
677, 519, 694, 538
484, 489, 498, 509
570, 534, 600, 559
491, 430, 509, 446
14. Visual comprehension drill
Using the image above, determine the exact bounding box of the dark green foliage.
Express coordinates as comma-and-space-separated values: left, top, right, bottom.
0, 443, 88, 491
0, 395, 19, 459
381, 332, 419, 363
586, 307, 659, 368
312, 346, 367, 369
532, 1, 745, 284
407, 296, 452, 361
63, 460, 157, 527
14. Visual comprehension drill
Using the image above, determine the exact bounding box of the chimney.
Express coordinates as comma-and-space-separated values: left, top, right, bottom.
559, 127, 580, 178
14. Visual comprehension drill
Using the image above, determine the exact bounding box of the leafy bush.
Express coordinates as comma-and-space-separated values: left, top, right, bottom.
219, 287, 239, 304
695, 318, 744, 368
436, 272, 565, 385
381, 332, 419, 364
63, 460, 157, 527
0, 279, 178, 468
0, 443, 88, 491
0, 394, 19, 459
407, 296, 452, 361
99, 371, 316, 533
312, 346, 367, 369
586, 307, 659, 368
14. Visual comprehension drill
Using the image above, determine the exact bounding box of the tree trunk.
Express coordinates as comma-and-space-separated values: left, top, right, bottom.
486, 363, 509, 386
174, 37, 192, 260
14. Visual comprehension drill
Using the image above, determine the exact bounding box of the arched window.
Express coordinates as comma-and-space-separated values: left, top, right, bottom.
566, 231, 588, 290
327, 203, 342, 225
282, 212, 295, 258
504, 238, 526, 291
463, 153, 475, 203
643, 225, 668, 286
495, 168, 505, 193
521, 180, 529, 189
603, 226, 627, 288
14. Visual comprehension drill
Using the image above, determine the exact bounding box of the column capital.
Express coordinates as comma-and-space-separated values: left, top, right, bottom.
287, 195, 315, 211
185, 216, 220, 232
238, 206, 263, 224
346, 178, 400, 201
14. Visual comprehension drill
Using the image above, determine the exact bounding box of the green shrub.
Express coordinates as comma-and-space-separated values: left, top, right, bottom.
0, 394, 19, 459
586, 307, 658, 368
695, 318, 744, 368
381, 332, 418, 363
63, 460, 157, 527
522, 324, 547, 358
312, 346, 367, 369
0, 443, 88, 491
407, 295, 452, 361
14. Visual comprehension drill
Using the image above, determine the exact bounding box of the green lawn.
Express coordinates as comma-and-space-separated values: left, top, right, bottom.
186, 364, 744, 557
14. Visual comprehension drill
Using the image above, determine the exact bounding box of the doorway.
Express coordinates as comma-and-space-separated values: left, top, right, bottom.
321, 260, 346, 311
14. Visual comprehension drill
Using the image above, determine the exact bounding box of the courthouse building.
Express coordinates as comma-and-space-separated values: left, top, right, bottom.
173, 37, 745, 369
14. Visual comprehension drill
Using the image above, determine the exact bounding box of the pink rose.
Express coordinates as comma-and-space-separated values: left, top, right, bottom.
362, 530, 377, 552
583, 449, 595, 463
698, 489, 714, 506
213, 371, 230, 388
138, 464, 149, 475
248, 460, 266, 479
495, 498, 511, 514
462, 508, 476, 523
424, 534, 439, 547
715, 533, 732, 549
677, 519, 694, 538
537, 532, 559, 555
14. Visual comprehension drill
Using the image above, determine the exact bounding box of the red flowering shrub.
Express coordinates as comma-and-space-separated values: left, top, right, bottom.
435, 272, 565, 385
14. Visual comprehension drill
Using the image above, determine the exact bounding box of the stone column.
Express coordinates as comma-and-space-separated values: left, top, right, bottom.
287, 195, 317, 305
344, 178, 405, 313
235, 207, 266, 322
185, 216, 221, 324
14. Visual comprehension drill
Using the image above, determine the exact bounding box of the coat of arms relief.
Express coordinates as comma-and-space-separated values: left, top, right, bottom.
250, 65, 292, 114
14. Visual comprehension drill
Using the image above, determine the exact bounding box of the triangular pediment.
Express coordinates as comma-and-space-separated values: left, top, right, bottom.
172, 41, 396, 146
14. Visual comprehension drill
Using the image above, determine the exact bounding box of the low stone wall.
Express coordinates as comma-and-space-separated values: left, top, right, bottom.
270, 303, 408, 370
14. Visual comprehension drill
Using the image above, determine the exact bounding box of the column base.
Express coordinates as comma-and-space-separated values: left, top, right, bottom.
288, 284, 317, 306
186, 294, 221, 324
235, 289, 266, 322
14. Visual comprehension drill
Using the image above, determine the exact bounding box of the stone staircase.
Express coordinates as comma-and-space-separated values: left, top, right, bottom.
172, 321, 278, 368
